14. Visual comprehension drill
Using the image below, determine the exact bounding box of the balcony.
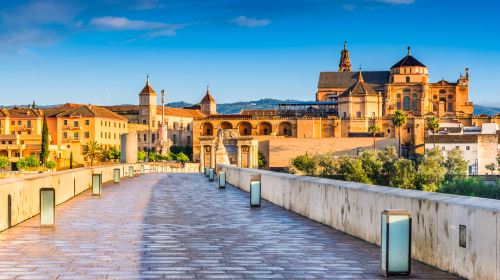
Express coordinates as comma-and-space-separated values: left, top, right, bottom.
63, 125, 82, 130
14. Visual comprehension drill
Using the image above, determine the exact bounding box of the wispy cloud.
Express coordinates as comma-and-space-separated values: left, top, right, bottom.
90, 16, 186, 38
374, 0, 415, 4
0, 0, 83, 53
231, 16, 271, 28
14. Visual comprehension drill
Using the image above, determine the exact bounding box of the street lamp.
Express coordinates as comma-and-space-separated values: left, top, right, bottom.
218, 171, 226, 188
92, 173, 102, 196
381, 209, 412, 277
250, 179, 261, 207
40, 188, 55, 227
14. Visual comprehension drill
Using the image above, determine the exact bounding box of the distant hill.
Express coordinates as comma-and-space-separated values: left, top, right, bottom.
167, 98, 306, 114
474, 104, 500, 116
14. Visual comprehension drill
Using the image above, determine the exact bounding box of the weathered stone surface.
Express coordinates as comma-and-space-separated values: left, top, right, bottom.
221, 164, 500, 280
0, 173, 456, 279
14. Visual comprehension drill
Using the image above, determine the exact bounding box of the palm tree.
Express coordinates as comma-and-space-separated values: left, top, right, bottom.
83, 141, 101, 166
391, 110, 407, 157
368, 123, 381, 151
426, 116, 440, 149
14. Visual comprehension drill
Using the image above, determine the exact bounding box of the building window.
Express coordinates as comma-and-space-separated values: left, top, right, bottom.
142, 120, 146, 124
18, 121, 21, 125
447, 103, 453, 112
63, 132, 67, 138
343, 112, 347, 118
397, 102, 401, 110
466, 146, 470, 151
187, 136, 191, 145
448, 94, 453, 99
74, 132, 79, 140
85, 132, 90, 138
187, 124, 191, 131
440, 90, 446, 94
433, 95, 438, 100
356, 111, 361, 118
406, 76, 410, 83
412, 101, 417, 111
74, 121, 79, 127
173, 134, 177, 144
403, 96, 411, 111
27, 121, 31, 128
143, 134, 147, 142
85, 120, 90, 125
152, 134, 156, 143
407, 127, 411, 133
64, 120, 68, 125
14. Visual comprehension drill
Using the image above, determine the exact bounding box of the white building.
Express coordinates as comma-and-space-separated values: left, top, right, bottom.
425, 123, 499, 175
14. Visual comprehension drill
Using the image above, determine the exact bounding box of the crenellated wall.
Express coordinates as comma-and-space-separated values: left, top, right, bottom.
220, 164, 500, 280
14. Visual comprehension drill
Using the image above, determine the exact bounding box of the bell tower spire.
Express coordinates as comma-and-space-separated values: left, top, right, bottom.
338, 41, 352, 72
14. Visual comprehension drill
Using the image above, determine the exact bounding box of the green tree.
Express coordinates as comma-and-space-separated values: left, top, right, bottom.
40, 116, 49, 164
69, 151, 73, 169
485, 163, 497, 175
45, 160, 56, 171
316, 154, 337, 178
291, 154, 317, 176
0, 156, 9, 172
110, 146, 120, 160
378, 147, 399, 186
359, 150, 383, 184
138, 151, 147, 161
418, 148, 446, 192
368, 123, 381, 151
336, 157, 370, 184
101, 149, 113, 161
16, 156, 41, 171
389, 158, 417, 189
175, 152, 189, 164
444, 149, 467, 181
391, 110, 407, 156
82, 141, 101, 166
258, 151, 267, 169
426, 116, 440, 149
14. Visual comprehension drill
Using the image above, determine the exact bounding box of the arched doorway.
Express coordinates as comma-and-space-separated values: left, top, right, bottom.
278, 122, 292, 136
201, 123, 214, 136
238, 122, 252, 136
258, 122, 272, 135
219, 122, 233, 130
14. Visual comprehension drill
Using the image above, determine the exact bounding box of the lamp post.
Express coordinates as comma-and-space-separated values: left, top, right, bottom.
92, 173, 102, 196
113, 168, 120, 183
40, 188, 55, 227
218, 171, 226, 188
250, 179, 261, 207
381, 209, 411, 277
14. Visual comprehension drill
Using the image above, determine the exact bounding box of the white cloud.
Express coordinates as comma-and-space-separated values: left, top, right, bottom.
231, 16, 271, 28
90, 16, 186, 38
374, 0, 415, 4
90, 17, 166, 31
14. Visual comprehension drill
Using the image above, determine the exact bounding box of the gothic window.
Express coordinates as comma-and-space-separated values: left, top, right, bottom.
406, 76, 410, 83
403, 96, 411, 111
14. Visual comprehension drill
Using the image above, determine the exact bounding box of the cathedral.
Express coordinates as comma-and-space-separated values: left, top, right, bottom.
317, 43, 474, 118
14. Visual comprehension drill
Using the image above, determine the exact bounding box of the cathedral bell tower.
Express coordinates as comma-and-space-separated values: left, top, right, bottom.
338, 41, 352, 72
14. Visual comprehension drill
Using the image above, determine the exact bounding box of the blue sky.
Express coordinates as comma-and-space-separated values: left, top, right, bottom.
0, 0, 499, 106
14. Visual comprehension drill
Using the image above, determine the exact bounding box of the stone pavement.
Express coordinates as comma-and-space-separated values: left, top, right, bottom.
0, 173, 460, 279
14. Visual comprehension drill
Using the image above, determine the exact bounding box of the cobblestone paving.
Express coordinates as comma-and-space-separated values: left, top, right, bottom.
0, 173, 460, 279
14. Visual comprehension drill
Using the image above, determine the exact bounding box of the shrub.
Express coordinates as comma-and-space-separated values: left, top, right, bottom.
291, 154, 317, 176
0, 156, 9, 171
389, 159, 417, 189
45, 161, 56, 170
138, 151, 147, 161
17, 156, 40, 171
439, 178, 500, 199
258, 151, 267, 169
175, 152, 189, 164
336, 157, 370, 184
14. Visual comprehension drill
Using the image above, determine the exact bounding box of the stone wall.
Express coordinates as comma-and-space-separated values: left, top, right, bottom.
0, 163, 200, 232
220, 164, 500, 280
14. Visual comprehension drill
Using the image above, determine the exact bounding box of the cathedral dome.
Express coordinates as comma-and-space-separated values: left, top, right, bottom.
391, 47, 426, 69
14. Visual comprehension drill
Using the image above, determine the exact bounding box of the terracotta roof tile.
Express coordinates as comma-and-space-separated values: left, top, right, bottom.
55, 104, 128, 121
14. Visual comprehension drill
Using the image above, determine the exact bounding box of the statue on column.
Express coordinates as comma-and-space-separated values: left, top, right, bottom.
215, 128, 230, 165
156, 89, 173, 155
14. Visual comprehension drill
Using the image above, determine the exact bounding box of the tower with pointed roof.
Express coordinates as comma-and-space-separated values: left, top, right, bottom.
199, 85, 217, 115
338, 41, 352, 72
139, 75, 157, 127
337, 69, 382, 119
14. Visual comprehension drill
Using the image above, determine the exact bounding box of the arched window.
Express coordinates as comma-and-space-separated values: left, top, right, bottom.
201, 123, 214, 136
278, 122, 293, 136
403, 96, 411, 111
257, 122, 272, 135
406, 76, 410, 83
238, 122, 252, 136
